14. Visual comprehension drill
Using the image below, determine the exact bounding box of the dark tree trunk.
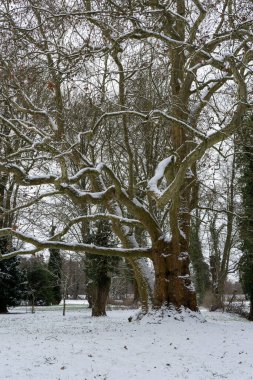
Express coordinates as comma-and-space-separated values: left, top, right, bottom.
86, 282, 94, 309
249, 296, 253, 321
209, 254, 225, 311
0, 304, 8, 313
92, 275, 111, 316
87, 294, 93, 309
132, 279, 139, 307
189, 213, 210, 304
152, 240, 198, 311
210, 285, 224, 311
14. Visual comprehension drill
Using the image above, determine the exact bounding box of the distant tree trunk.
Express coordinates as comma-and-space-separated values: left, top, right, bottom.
209, 154, 235, 311
62, 279, 67, 316
209, 243, 228, 311
86, 281, 94, 309
249, 295, 253, 321
209, 254, 224, 311
31, 295, 35, 314
92, 274, 111, 317
0, 304, 8, 313
87, 295, 92, 309
132, 279, 139, 306
210, 287, 224, 311
63, 296, 66, 317
72, 278, 80, 299
48, 225, 62, 305
190, 213, 210, 304
0, 236, 8, 314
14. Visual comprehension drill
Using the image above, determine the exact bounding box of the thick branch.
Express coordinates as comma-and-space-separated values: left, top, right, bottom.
0, 228, 152, 260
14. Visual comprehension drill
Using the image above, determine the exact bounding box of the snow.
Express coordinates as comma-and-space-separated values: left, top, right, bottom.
148, 156, 176, 197
59, 299, 89, 306
0, 306, 253, 380
69, 168, 98, 182
163, 232, 172, 243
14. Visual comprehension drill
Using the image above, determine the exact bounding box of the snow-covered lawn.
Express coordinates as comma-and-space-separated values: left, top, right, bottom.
0, 306, 253, 380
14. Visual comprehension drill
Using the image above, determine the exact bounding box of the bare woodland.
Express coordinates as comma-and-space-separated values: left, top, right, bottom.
0, 0, 253, 314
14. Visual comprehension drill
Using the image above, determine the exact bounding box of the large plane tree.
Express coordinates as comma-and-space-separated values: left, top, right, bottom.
0, 0, 252, 314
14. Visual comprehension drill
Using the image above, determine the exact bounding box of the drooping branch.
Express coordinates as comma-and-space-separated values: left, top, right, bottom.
0, 228, 152, 260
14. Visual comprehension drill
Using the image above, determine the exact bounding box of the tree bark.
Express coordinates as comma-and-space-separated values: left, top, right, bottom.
152, 239, 197, 310
210, 288, 224, 312
92, 274, 111, 316
86, 282, 94, 309
209, 253, 223, 311
249, 296, 253, 321
132, 278, 139, 307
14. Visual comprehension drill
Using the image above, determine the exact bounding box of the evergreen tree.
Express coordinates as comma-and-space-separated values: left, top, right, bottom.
0, 237, 26, 313
84, 221, 120, 316
237, 122, 253, 320
25, 256, 54, 306
189, 215, 211, 304
48, 226, 62, 305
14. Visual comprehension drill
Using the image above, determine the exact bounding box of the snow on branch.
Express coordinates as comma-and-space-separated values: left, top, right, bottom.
115, 28, 191, 47
0, 163, 59, 185
158, 107, 248, 208
0, 228, 152, 260
0, 114, 34, 145
69, 167, 99, 182
51, 214, 143, 241
0, 191, 61, 217
99, 163, 162, 242
152, 57, 248, 209
58, 183, 116, 205
147, 156, 176, 200
92, 110, 148, 135
149, 110, 206, 140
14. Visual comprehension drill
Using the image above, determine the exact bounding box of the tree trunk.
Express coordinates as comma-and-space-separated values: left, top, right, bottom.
210, 293, 223, 312
249, 296, 253, 321
209, 253, 225, 311
132, 278, 139, 307
189, 213, 210, 304
128, 257, 151, 313
86, 282, 94, 309
0, 304, 8, 313
210, 281, 224, 311
152, 239, 197, 310
62, 295, 66, 316
150, 0, 198, 312
92, 274, 111, 316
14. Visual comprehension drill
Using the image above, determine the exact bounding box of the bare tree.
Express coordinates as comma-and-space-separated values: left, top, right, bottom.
0, 0, 252, 315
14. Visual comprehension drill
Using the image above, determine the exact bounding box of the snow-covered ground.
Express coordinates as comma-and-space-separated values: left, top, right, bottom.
0, 306, 253, 380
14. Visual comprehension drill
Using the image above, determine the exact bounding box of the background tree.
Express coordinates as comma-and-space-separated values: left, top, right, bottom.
0, 237, 25, 313
109, 261, 139, 305
194, 146, 240, 310
0, 146, 25, 312
237, 122, 253, 320
189, 210, 211, 305
23, 255, 54, 307
48, 226, 62, 305
84, 220, 120, 316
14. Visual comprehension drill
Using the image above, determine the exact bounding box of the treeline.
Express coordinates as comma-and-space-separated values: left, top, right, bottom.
0, 246, 139, 314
